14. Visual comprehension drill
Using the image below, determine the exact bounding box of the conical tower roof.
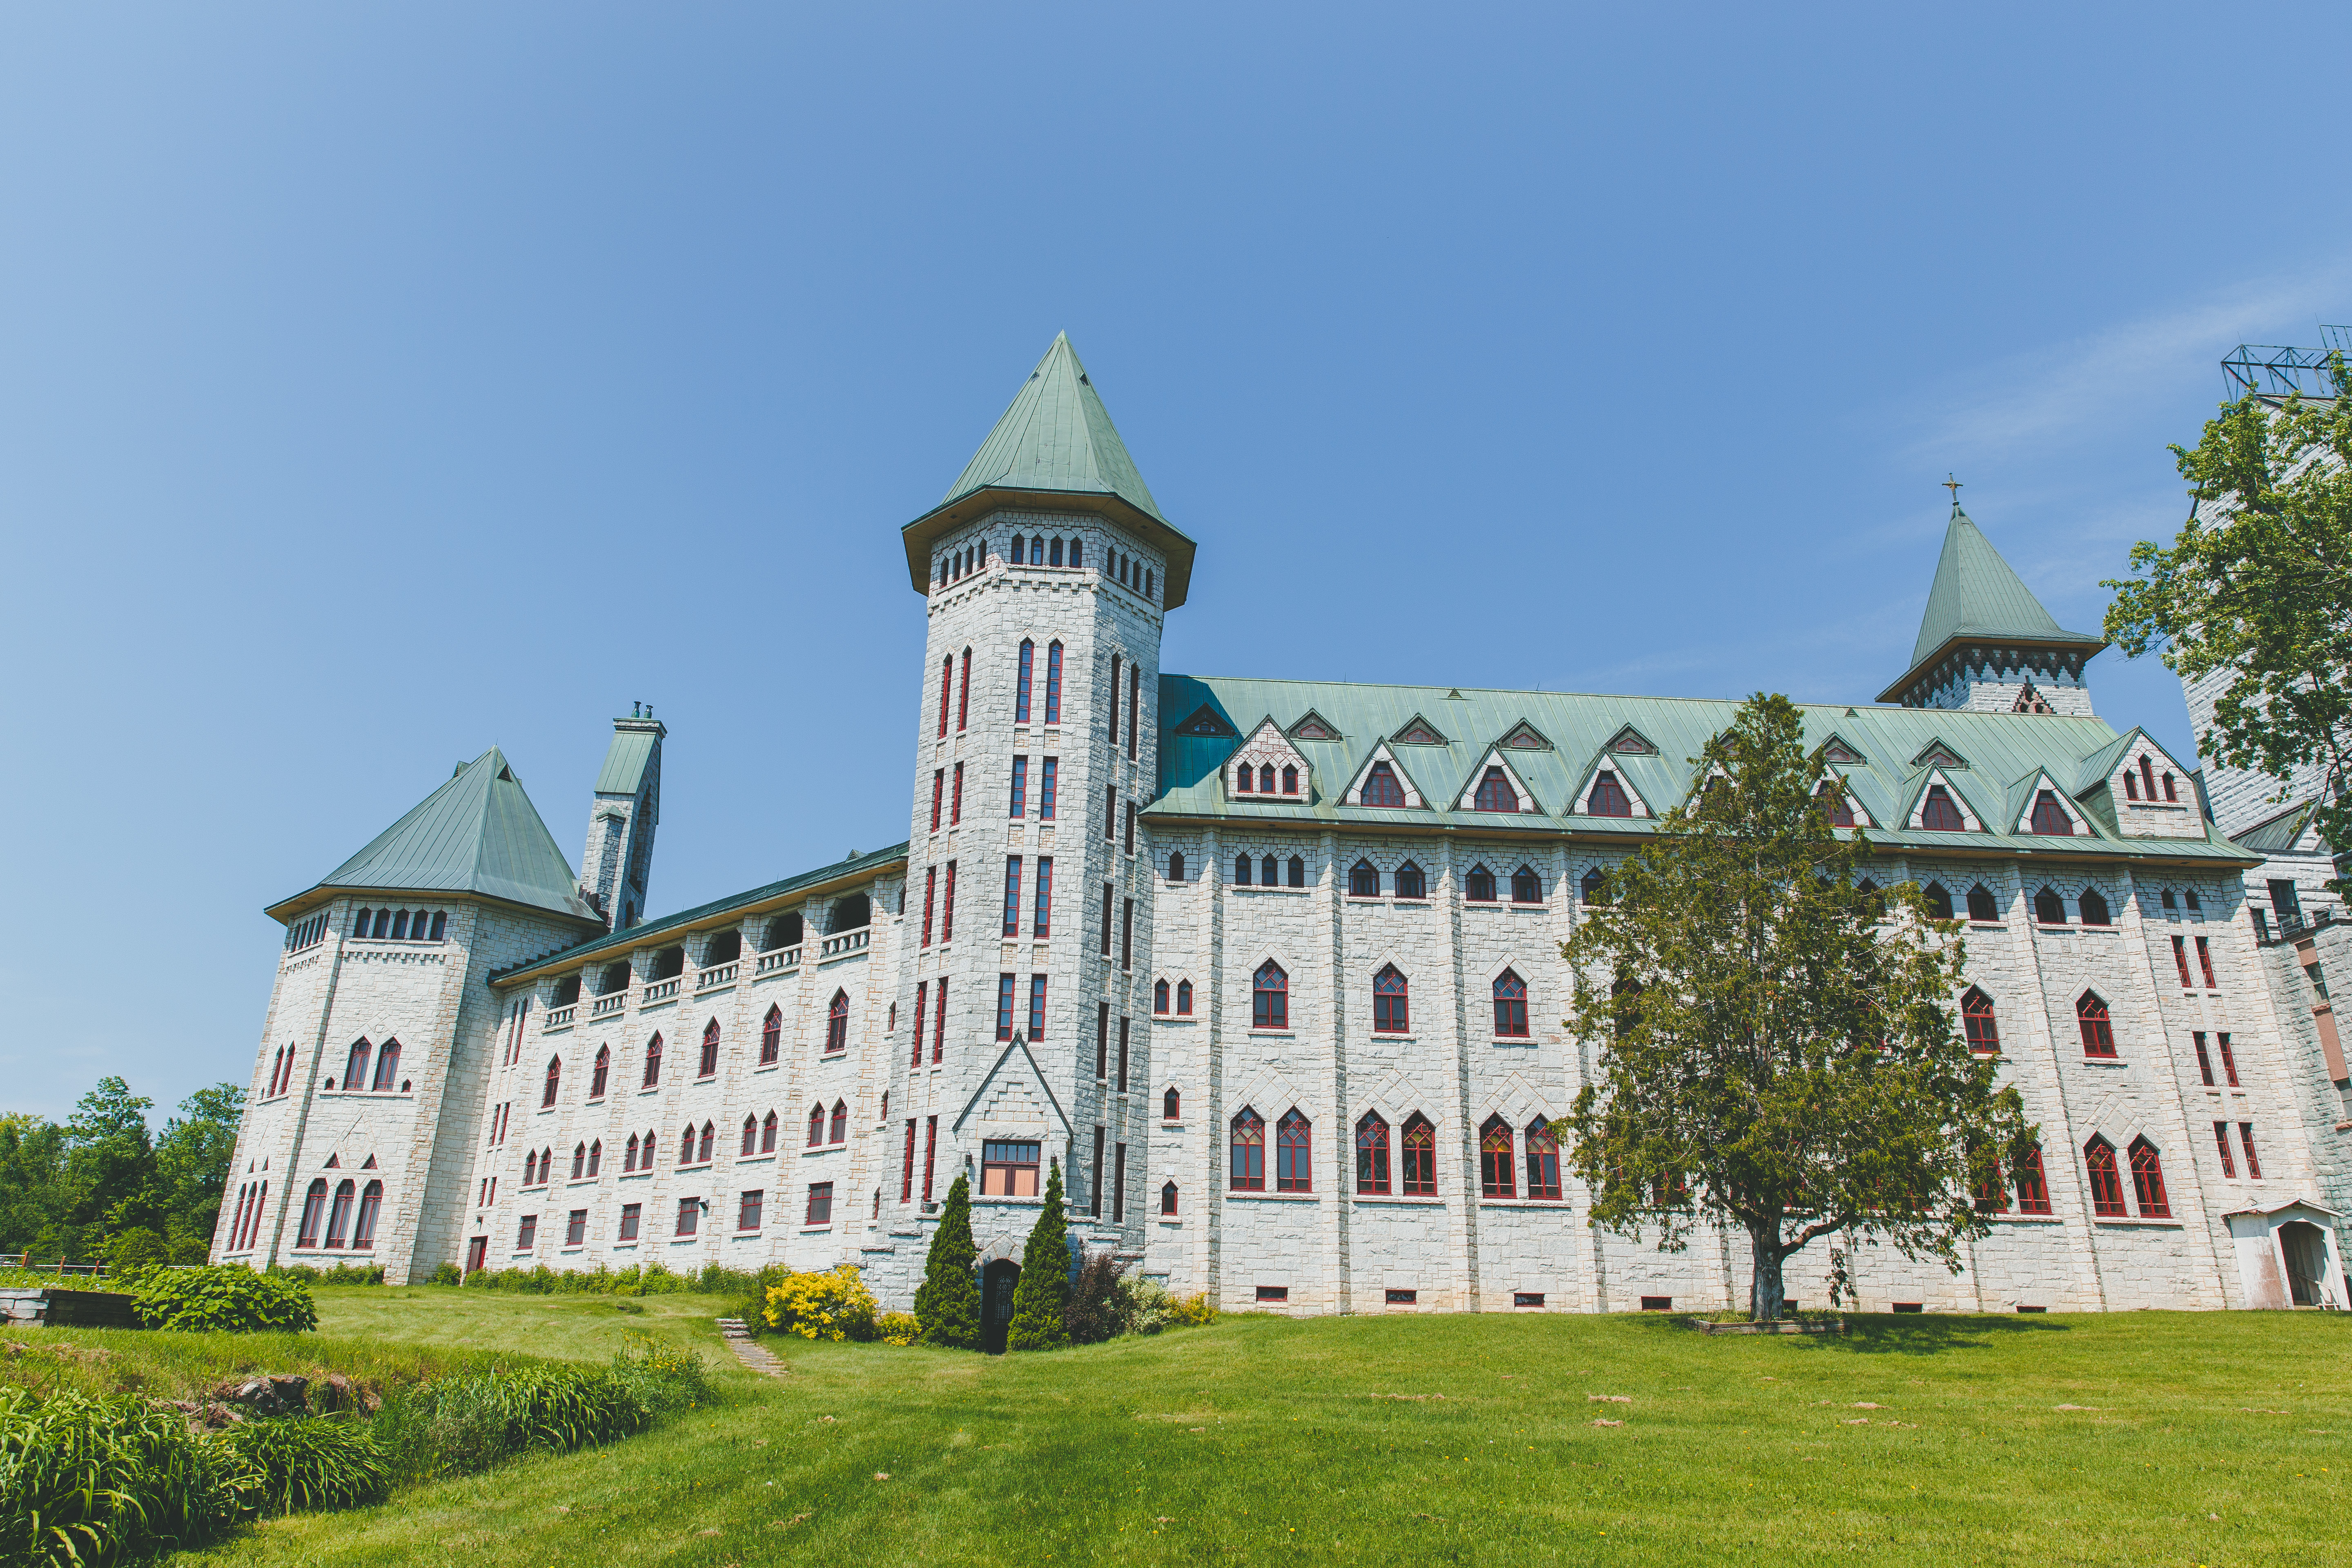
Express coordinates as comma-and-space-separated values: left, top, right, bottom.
267, 747, 600, 924
903, 333, 1198, 607
1876, 505, 2105, 704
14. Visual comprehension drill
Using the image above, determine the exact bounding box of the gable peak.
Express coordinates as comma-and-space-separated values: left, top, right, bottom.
1391, 715, 1448, 746
1288, 709, 1341, 742
1499, 720, 1552, 751
1606, 724, 1657, 756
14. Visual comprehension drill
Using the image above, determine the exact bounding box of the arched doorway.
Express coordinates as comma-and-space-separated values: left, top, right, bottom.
981, 1259, 1020, 1354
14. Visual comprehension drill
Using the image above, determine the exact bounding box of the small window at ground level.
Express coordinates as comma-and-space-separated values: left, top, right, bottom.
1385, 1288, 1417, 1304
1639, 1296, 1673, 1312
1513, 1292, 1544, 1308
1256, 1285, 1289, 1302
1891, 1302, 1924, 1314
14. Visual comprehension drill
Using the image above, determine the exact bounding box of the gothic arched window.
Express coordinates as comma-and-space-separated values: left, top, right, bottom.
1360, 762, 1406, 808
1155, 979, 1170, 1013
1283, 765, 1299, 794
1526, 1119, 1562, 1200
325, 1180, 356, 1248
590, 1045, 610, 1099
1349, 860, 1380, 898
2036, 886, 2067, 925
1262, 855, 1279, 887
1401, 1115, 1437, 1196
762, 1111, 778, 1153
807, 1104, 825, 1147
344, 1038, 372, 1093
370, 1040, 401, 1092
642, 1032, 663, 1088
1466, 864, 1496, 902
1480, 1116, 1515, 1198
1230, 1107, 1265, 1190
1287, 855, 1305, 887
1581, 866, 1608, 905
1259, 764, 1276, 793
761, 1006, 782, 1065
1161, 1181, 1178, 1215
1966, 883, 1998, 922
1511, 866, 1542, 904
678, 1122, 695, 1165
699, 1020, 722, 1077
571, 1143, 586, 1180
1374, 965, 1410, 1033
1396, 862, 1427, 900
353, 1181, 382, 1249
1167, 850, 1185, 882
1253, 962, 1288, 1030
1177, 979, 1193, 1015
298, 1178, 328, 1247
1163, 1086, 1180, 1120
1961, 987, 1999, 1054
1475, 767, 1517, 812
2078, 888, 2111, 926
2030, 789, 2074, 836
2128, 1138, 2171, 1217
826, 991, 849, 1053
1493, 969, 1529, 1037
1275, 1109, 1312, 1192
1016, 639, 1034, 723
1235, 765, 1253, 794
830, 1100, 849, 1145
624, 1133, 639, 1172
2076, 991, 2116, 1057
697, 1121, 715, 1164
1356, 1112, 1391, 1194
542, 1055, 560, 1108
741, 1116, 759, 1157
1923, 881, 1953, 920
2083, 1137, 2127, 1216
1233, 854, 1252, 886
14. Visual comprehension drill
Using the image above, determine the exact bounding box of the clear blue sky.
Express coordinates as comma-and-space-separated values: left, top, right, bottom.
7, 5, 2349, 1122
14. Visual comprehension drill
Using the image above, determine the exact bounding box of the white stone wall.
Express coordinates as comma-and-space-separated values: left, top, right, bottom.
1913, 651, 2095, 716
2183, 664, 2332, 838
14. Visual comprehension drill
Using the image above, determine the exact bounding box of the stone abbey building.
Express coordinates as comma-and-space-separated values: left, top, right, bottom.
215, 335, 2349, 1320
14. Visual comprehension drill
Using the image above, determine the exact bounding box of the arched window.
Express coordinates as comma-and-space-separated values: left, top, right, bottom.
523, 1148, 539, 1185
760, 1006, 782, 1066
1253, 962, 1288, 1029
2128, 1138, 2170, 1217
826, 991, 849, 1053
1526, 1120, 1561, 1200
2029, 790, 2074, 836
353, 1182, 382, 1250
1475, 767, 1518, 812
373, 909, 393, 938
1233, 853, 1252, 885
1155, 979, 1170, 1013
1016, 639, 1034, 722
1164, 1086, 1181, 1120
625, 1133, 640, 1172
2078, 888, 2111, 926
1480, 1116, 1516, 1198
1283, 765, 1298, 794
298, 1178, 329, 1247
392, 909, 412, 940
1396, 862, 1427, 900
1262, 855, 1279, 886
643, 1033, 663, 1087
1167, 850, 1186, 882
748, 1111, 769, 1153
1045, 640, 1063, 723
353, 907, 372, 938
1230, 1107, 1266, 1190
325, 1180, 356, 1248
829, 895, 871, 933
345, 1038, 372, 1092
699, 1020, 722, 1077
1361, 762, 1406, 808
1349, 860, 1380, 898
1235, 764, 1254, 793
1512, 866, 1542, 904
698, 1121, 715, 1164
1260, 764, 1276, 793
1817, 782, 1855, 828
1581, 866, 1608, 904
1373, 965, 1410, 1033
1356, 1112, 1391, 1194
643, 1130, 657, 1166
2035, 886, 2067, 925
807, 1104, 825, 1147
1493, 969, 1529, 1037
571, 1142, 587, 1180
1275, 1109, 1312, 1192
542, 1055, 561, 1107
590, 1045, 610, 1099
1919, 784, 1965, 831
1287, 855, 1305, 887
1402, 1115, 1437, 1196
2124, 770, 2140, 800
1177, 979, 1193, 1015
678, 1122, 695, 1165
429, 911, 447, 941
1923, 881, 1954, 920
371, 1040, 401, 1092
831, 1100, 849, 1144
1069, 539, 1084, 568
1586, 771, 1631, 817
2076, 992, 2116, 1057
1961, 987, 1999, 1054
1161, 1181, 1178, 1215
742, 1116, 759, 1157
2083, 1137, 2127, 1216
1966, 883, 1998, 922
1466, 864, 1497, 902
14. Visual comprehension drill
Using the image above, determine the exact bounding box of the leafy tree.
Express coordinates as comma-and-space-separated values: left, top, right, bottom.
2105, 355, 2352, 876
1562, 693, 2034, 1321
913, 1173, 981, 1349
155, 1085, 244, 1258
1005, 1159, 1071, 1350
0, 1114, 69, 1256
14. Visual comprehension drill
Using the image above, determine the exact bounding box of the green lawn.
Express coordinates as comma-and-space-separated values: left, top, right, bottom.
91, 1290, 2339, 1566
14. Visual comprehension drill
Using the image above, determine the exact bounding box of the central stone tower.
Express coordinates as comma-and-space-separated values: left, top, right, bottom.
884, 334, 1198, 1309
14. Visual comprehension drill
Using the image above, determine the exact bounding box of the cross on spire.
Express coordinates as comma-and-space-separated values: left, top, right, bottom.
1943, 473, 1964, 508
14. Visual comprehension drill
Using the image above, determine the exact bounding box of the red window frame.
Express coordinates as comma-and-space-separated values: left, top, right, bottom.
542, 1055, 560, 1107
1494, 969, 1530, 1037
1360, 762, 1405, 808
2128, 1138, 2170, 1217
590, 1045, 609, 1099
825, 991, 848, 1054
1401, 1115, 1437, 1196
912, 981, 927, 1067
1475, 766, 1517, 813
2014, 1144, 2052, 1214
933, 980, 947, 1064
1034, 855, 1052, 937
1373, 965, 1409, 1033
1177, 979, 1193, 1015
2216, 1031, 2239, 1086
1818, 781, 1855, 827
1275, 1109, 1312, 1192
1525, 1119, 1562, 1200
806, 1182, 833, 1225
1587, 771, 1631, 817
1002, 856, 1023, 937
2084, 1138, 2127, 1216
1961, 987, 1998, 1054
1029, 973, 1048, 1038
1356, 1113, 1390, 1194
997, 973, 1016, 1040
2076, 993, 2116, 1058
1253, 962, 1287, 1030
2212, 1120, 2236, 1178
1512, 866, 1543, 904
699, 1020, 721, 1078
901, 1120, 918, 1202
760, 1004, 782, 1066
2196, 936, 2217, 988
2172, 935, 2194, 987
830, 1100, 848, 1144
2030, 789, 2074, 835
1230, 1107, 1266, 1190
956, 648, 970, 732
1479, 1116, 1516, 1198
2238, 1122, 2261, 1178
938, 655, 952, 738
921, 1115, 937, 1203
1919, 784, 1964, 831
1016, 639, 1033, 722
1045, 641, 1063, 723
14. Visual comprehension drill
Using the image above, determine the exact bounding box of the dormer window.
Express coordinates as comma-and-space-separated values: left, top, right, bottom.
1282, 765, 1298, 794
1817, 782, 1854, 828
1919, 784, 1965, 831
1474, 768, 1518, 813
2029, 790, 2074, 836
1361, 762, 1406, 808
1235, 764, 1253, 793
1587, 771, 1632, 817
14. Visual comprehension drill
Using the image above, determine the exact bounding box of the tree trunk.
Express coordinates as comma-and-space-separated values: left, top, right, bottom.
1747, 1221, 1786, 1321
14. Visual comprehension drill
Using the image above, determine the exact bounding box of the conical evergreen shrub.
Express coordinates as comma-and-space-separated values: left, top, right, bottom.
913, 1174, 981, 1349
1006, 1159, 1071, 1350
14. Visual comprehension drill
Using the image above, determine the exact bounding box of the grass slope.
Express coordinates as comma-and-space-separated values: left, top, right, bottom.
133, 1293, 2349, 1566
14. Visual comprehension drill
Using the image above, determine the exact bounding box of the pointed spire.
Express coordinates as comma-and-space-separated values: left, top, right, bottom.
903, 334, 1198, 607
271, 748, 599, 924
944, 332, 1166, 523
1877, 503, 2105, 706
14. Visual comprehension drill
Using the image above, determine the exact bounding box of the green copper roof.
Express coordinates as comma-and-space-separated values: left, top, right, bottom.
1148, 676, 2250, 865
1909, 506, 2104, 669
943, 333, 1167, 523
594, 721, 662, 797
278, 748, 599, 923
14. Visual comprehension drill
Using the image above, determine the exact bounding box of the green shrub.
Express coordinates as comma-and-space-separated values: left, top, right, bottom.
274, 1263, 383, 1287
429, 1262, 461, 1286
1166, 1291, 1219, 1327
102, 1227, 171, 1279
608, 1333, 716, 1414
1006, 1160, 1071, 1351
914, 1174, 981, 1349
131, 1265, 317, 1333
761, 1265, 878, 1341
875, 1311, 920, 1347
219, 1415, 388, 1516
0, 1385, 246, 1565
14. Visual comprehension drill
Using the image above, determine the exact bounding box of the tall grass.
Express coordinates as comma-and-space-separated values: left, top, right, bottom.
0, 1385, 244, 1566
218, 1416, 389, 1516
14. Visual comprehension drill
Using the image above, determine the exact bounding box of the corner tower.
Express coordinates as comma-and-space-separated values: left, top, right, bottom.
1878, 501, 2107, 714
886, 334, 1196, 1297
580, 709, 665, 931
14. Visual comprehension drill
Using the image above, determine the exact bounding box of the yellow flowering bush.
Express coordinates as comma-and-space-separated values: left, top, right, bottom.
760, 1265, 878, 1341
875, 1311, 920, 1346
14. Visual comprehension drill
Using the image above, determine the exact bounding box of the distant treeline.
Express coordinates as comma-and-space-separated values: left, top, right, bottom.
0, 1076, 244, 1269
